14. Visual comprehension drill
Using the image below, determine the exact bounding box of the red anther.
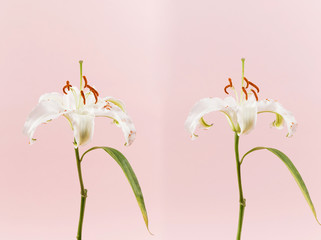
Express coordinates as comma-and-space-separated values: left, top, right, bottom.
243, 77, 249, 88
91, 91, 98, 104
251, 89, 258, 101
224, 85, 230, 94
62, 81, 72, 94
87, 85, 99, 103
249, 81, 260, 93
224, 78, 233, 94
83, 76, 88, 88
80, 90, 86, 105
242, 87, 248, 100
89, 86, 99, 97
86, 84, 99, 103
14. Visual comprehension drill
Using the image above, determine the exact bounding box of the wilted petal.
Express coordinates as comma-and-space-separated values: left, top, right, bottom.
237, 95, 258, 135
257, 99, 297, 137
185, 97, 238, 139
94, 99, 136, 146
23, 92, 65, 144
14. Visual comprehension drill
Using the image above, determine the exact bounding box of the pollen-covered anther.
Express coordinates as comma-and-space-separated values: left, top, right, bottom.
243, 77, 249, 88
82, 76, 88, 88
84, 82, 99, 103
80, 90, 86, 105
82, 76, 99, 103
248, 81, 259, 93
87, 85, 99, 97
87, 85, 99, 103
224, 78, 233, 94
242, 87, 248, 100
62, 81, 72, 94
251, 89, 258, 101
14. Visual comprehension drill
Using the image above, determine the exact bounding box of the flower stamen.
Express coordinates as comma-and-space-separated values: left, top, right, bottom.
62, 81, 72, 94
81, 76, 99, 103
83, 76, 88, 88
80, 90, 86, 105
224, 78, 233, 94
251, 89, 258, 101
242, 87, 248, 100
248, 81, 259, 93
86, 85, 99, 103
243, 77, 249, 88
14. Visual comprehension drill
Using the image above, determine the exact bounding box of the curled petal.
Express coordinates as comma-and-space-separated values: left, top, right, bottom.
23, 93, 65, 144
257, 99, 297, 137
94, 99, 136, 146
185, 97, 238, 139
105, 97, 127, 112
199, 117, 213, 128
237, 95, 257, 135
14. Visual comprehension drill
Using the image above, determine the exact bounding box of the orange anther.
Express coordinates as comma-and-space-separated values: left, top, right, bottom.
87, 85, 99, 97
243, 77, 249, 88
63, 81, 72, 94
224, 78, 233, 94
242, 87, 248, 100
249, 81, 260, 93
80, 90, 86, 105
83, 76, 88, 88
86, 85, 98, 103
251, 89, 258, 101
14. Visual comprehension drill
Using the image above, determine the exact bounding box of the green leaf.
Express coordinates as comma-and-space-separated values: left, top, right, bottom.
81, 146, 151, 233
241, 147, 320, 225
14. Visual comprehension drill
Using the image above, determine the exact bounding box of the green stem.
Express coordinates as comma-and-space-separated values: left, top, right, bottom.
234, 133, 245, 240
74, 145, 87, 240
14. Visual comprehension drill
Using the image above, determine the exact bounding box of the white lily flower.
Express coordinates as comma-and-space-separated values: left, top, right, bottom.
185, 59, 297, 139
23, 61, 136, 147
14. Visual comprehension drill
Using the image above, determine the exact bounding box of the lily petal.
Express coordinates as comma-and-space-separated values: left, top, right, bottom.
237, 95, 257, 135
23, 92, 66, 144
105, 97, 127, 112
185, 97, 238, 139
257, 99, 297, 137
68, 110, 95, 146
94, 99, 136, 146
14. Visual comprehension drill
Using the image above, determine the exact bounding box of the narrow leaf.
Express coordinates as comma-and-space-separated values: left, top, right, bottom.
241, 147, 320, 224
81, 146, 151, 233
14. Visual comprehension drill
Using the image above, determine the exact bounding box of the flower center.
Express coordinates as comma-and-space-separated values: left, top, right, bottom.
224, 77, 259, 101
223, 59, 260, 102
62, 77, 99, 105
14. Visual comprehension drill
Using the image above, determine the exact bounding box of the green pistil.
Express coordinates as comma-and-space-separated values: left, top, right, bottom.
241, 58, 245, 87
79, 60, 83, 90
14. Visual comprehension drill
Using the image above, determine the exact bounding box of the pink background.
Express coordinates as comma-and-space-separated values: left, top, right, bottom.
1, 0, 321, 239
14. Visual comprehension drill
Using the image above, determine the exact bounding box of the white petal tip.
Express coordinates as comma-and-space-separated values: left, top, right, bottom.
190, 134, 198, 140
28, 138, 37, 144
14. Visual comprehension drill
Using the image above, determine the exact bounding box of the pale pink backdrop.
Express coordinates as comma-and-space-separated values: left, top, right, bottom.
1, 0, 321, 239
